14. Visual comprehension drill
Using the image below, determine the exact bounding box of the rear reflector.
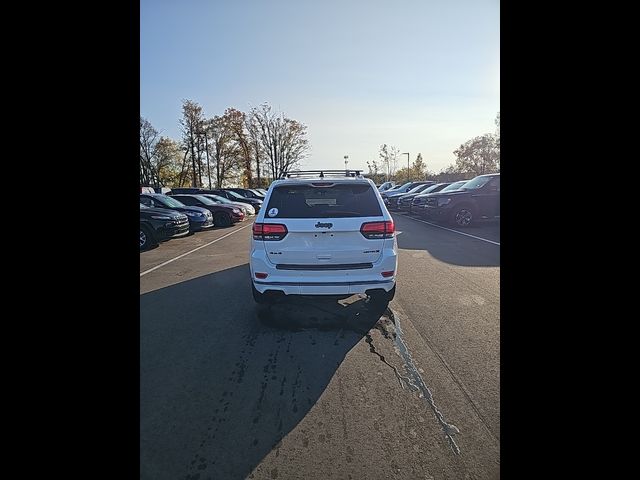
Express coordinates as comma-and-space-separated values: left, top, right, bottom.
381, 271, 395, 278
252, 223, 288, 241
360, 220, 395, 239
254, 272, 268, 279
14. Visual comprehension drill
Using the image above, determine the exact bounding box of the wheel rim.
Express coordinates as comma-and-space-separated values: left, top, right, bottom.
140, 229, 147, 247
455, 209, 472, 226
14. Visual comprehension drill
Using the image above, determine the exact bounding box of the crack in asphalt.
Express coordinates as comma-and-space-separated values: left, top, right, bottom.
393, 302, 500, 444
389, 309, 462, 455
364, 332, 411, 389
369, 308, 462, 455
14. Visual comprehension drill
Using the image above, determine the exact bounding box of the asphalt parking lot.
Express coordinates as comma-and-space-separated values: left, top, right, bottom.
140, 214, 500, 479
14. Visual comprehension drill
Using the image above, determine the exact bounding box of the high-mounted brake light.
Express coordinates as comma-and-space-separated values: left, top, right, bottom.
360, 220, 395, 239
310, 182, 335, 187
252, 222, 288, 241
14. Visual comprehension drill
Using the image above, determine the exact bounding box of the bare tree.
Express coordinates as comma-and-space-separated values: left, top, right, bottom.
378, 144, 399, 180
246, 112, 265, 185
179, 100, 205, 187
249, 103, 309, 180
378, 144, 390, 181
140, 117, 160, 186
225, 108, 252, 186
208, 112, 242, 188
389, 145, 400, 177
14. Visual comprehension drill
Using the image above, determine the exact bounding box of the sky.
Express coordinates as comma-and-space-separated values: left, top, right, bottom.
141, 0, 499, 174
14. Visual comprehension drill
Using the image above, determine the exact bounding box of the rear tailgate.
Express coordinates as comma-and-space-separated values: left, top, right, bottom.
261, 182, 388, 268
263, 217, 385, 266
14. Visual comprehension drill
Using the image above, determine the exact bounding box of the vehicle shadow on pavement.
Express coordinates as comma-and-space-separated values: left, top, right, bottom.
140, 264, 388, 480
395, 217, 500, 267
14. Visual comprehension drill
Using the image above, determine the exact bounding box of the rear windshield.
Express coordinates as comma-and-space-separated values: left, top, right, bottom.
266, 183, 382, 218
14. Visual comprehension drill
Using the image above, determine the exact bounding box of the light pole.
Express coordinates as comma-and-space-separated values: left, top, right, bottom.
344, 155, 349, 170
402, 152, 410, 182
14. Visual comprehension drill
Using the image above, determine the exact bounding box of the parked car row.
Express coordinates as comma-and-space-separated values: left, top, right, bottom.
139, 187, 268, 250
382, 173, 500, 227
170, 187, 266, 213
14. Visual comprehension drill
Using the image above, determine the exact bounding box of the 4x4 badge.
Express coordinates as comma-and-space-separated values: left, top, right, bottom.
315, 222, 333, 228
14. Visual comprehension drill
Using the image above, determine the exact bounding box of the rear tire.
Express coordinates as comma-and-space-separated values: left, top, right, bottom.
215, 212, 232, 227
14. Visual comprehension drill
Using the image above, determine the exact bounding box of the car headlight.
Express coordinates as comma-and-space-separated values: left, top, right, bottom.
150, 215, 172, 220
437, 198, 452, 206
233, 208, 240, 213
185, 211, 203, 217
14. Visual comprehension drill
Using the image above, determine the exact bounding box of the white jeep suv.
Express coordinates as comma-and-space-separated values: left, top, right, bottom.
250, 170, 397, 303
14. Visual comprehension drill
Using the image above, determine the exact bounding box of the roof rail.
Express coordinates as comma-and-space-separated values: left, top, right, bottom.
280, 169, 362, 179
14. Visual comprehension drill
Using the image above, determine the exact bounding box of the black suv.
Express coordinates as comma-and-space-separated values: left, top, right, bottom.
421, 173, 500, 227
140, 203, 189, 250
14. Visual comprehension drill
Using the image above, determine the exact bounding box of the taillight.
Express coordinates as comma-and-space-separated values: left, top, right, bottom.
360, 220, 395, 239
252, 223, 288, 241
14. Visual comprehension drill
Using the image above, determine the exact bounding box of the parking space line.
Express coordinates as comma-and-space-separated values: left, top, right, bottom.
140, 224, 252, 277
398, 214, 500, 246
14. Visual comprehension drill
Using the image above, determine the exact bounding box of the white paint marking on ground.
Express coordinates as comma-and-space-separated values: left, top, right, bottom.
140, 224, 252, 277
399, 214, 500, 246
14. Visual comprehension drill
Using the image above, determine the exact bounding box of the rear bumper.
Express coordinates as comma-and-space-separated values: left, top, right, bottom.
250, 244, 397, 295
253, 278, 396, 296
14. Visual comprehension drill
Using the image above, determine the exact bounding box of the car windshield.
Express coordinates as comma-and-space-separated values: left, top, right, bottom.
420, 184, 443, 194
388, 182, 412, 192
406, 184, 429, 194
460, 176, 494, 190
441, 181, 468, 192
192, 195, 217, 205
201, 195, 222, 203
157, 195, 186, 208
226, 190, 247, 200
266, 183, 382, 218
206, 194, 232, 204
